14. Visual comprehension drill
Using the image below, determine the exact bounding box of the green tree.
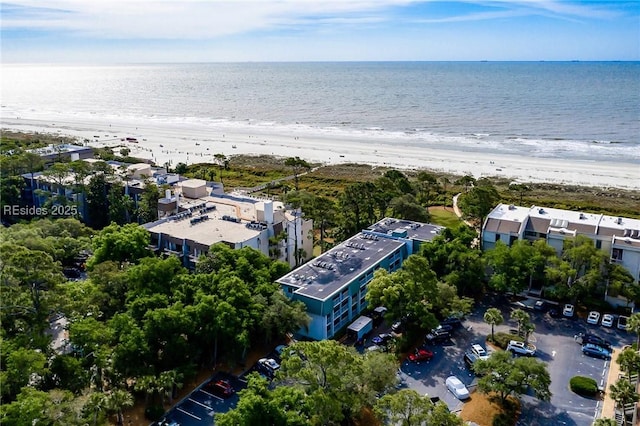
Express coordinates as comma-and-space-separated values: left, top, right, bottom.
389, 194, 431, 222
474, 350, 551, 406
86, 173, 110, 229
83, 391, 108, 426
593, 419, 619, 426
106, 389, 134, 426
0, 347, 48, 400
279, 340, 397, 424
510, 308, 535, 343
216, 374, 310, 426
609, 378, 639, 426
457, 179, 499, 233
484, 307, 504, 341
87, 223, 152, 269
617, 348, 640, 378
284, 157, 312, 191
627, 313, 640, 349
137, 178, 161, 223
373, 389, 432, 426
107, 184, 135, 225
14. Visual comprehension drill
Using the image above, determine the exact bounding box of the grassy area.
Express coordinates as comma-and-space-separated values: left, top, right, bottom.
460, 392, 520, 426
428, 206, 464, 228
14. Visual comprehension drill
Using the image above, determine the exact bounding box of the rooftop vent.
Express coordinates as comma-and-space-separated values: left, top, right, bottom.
508, 204, 515, 210
579, 213, 586, 220
616, 217, 623, 225
538, 208, 545, 214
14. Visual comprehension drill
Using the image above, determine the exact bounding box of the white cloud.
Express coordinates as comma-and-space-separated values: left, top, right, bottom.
1, 0, 415, 39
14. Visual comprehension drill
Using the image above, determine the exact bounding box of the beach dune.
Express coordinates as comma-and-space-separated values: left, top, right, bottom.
2, 115, 638, 190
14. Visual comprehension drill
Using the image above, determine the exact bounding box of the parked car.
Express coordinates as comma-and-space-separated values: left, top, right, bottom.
258, 358, 280, 377
618, 315, 629, 331
574, 333, 612, 350
548, 307, 561, 318
440, 316, 463, 329
582, 343, 612, 359
470, 344, 489, 360
425, 329, 450, 344
534, 300, 549, 312
391, 320, 404, 333
587, 311, 601, 325
601, 314, 615, 328
563, 304, 575, 317
408, 348, 434, 362
203, 379, 235, 398
463, 351, 482, 372
445, 376, 470, 400
372, 333, 394, 345
507, 340, 536, 356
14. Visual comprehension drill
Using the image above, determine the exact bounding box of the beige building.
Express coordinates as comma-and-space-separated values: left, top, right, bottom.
144, 179, 313, 269
482, 204, 640, 283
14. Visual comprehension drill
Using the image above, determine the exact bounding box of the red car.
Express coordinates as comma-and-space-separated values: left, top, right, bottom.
408, 348, 434, 362
204, 379, 235, 398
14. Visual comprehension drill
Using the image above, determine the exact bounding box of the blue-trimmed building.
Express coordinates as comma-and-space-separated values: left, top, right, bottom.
276, 218, 444, 340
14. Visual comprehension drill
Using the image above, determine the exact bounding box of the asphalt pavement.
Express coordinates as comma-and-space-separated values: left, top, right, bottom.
396, 294, 634, 426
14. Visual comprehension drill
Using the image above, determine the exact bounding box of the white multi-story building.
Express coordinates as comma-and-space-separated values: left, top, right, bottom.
144, 179, 313, 269
482, 204, 640, 283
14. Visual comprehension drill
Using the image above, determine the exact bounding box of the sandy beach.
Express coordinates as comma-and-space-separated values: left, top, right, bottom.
2, 115, 638, 190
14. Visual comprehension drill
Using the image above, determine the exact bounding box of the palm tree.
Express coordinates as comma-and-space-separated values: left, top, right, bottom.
84, 392, 108, 426
158, 370, 184, 405
627, 313, 640, 349
617, 347, 640, 379
609, 378, 639, 426
593, 418, 618, 426
484, 308, 504, 342
510, 308, 535, 343
106, 389, 134, 426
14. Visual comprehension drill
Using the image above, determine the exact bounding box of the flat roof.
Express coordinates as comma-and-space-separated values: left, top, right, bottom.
277, 232, 406, 302
487, 203, 640, 240
367, 217, 444, 241
144, 210, 261, 245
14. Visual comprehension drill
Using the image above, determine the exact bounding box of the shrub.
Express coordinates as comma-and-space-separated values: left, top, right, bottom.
145, 405, 165, 420
491, 332, 523, 349
570, 376, 598, 396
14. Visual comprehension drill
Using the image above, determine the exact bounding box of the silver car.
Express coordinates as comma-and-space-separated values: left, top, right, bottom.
446, 375, 470, 400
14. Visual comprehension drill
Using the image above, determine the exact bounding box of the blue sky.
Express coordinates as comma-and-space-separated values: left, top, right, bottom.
1, 0, 638, 63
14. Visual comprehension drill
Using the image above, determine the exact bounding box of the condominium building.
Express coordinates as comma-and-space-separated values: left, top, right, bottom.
143, 179, 313, 269
482, 204, 640, 282
277, 218, 444, 341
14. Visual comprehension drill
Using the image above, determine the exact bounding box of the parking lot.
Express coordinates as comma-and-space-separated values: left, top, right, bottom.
158, 295, 633, 426
156, 373, 246, 426
386, 294, 634, 426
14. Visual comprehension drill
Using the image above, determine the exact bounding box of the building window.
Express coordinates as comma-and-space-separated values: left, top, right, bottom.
495, 234, 501, 242
595, 240, 602, 249
612, 248, 623, 261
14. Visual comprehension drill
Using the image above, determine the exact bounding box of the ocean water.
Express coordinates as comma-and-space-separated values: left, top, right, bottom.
1, 62, 639, 163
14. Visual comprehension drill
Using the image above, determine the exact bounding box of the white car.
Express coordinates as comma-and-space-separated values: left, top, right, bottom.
506, 340, 536, 356
470, 344, 489, 360
258, 358, 280, 371
601, 314, 615, 328
446, 376, 470, 400
587, 311, 600, 325
618, 315, 629, 330
563, 304, 575, 317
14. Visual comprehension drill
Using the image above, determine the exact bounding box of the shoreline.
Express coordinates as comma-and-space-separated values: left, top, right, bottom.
2, 116, 638, 190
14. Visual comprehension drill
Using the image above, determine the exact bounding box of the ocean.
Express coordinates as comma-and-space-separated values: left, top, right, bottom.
1, 62, 639, 164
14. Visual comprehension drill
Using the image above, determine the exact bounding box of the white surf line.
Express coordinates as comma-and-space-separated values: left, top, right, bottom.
177, 407, 201, 420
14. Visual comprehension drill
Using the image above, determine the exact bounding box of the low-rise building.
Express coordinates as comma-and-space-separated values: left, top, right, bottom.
482, 204, 640, 283
29, 143, 94, 163
277, 218, 444, 340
